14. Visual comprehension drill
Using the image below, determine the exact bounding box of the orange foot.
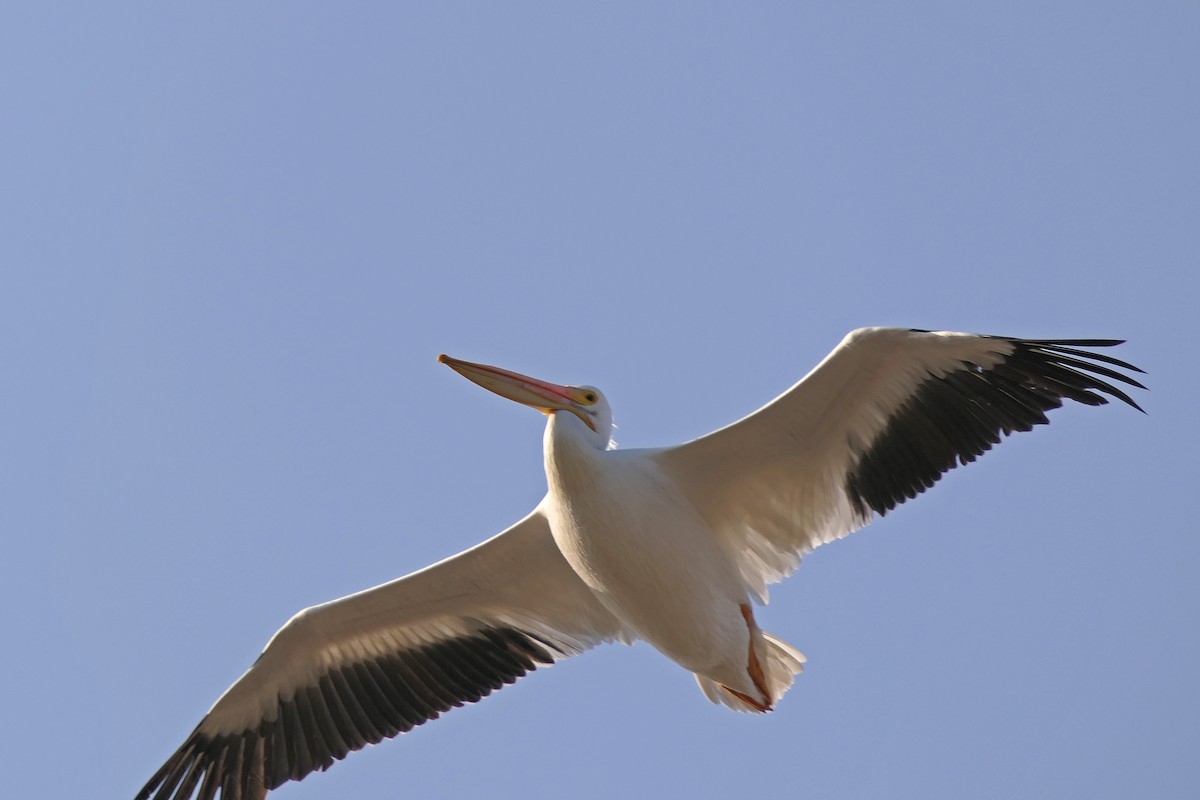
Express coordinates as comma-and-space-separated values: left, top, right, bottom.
739, 603, 773, 711
721, 684, 773, 713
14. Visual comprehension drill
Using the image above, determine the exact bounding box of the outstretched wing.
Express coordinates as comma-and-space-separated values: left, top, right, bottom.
135, 505, 627, 800
652, 328, 1145, 602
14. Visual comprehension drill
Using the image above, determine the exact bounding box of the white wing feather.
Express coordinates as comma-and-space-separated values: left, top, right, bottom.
652, 328, 1142, 602
137, 504, 628, 800
200, 502, 624, 735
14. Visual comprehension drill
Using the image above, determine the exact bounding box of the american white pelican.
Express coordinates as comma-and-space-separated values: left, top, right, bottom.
135, 328, 1144, 800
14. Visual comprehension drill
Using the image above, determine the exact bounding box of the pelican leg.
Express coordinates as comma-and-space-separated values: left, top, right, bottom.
739, 603, 774, 710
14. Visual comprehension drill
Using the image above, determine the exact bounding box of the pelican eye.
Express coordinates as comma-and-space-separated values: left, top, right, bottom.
578, 390, 598, 405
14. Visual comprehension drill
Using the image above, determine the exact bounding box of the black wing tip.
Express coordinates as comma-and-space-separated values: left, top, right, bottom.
1007, 338, 1148, 411
133, 730, 213, 800
983, 334, 1125, 346
135, 624, 561, 800
845, 334, 1145, 518
1017, 337, 1126, 346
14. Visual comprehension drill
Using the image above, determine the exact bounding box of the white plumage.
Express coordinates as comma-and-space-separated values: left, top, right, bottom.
135, 328, 1144, 800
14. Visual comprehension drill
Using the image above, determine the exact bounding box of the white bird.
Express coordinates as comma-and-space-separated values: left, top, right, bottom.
135, 328, 1144, 800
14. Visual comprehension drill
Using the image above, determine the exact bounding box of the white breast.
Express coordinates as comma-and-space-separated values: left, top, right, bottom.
543, 415, 749, 672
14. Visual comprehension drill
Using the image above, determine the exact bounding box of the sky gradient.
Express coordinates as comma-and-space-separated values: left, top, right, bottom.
4, 4, 1197, 799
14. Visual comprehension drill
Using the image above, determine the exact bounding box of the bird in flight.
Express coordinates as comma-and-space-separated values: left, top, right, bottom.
135, 328, 1144, 800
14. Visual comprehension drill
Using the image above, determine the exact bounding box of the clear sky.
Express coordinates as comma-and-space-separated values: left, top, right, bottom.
4, 4, 1197, 799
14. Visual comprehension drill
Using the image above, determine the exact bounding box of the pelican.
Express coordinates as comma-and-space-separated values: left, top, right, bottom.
135, 328, 1144, 800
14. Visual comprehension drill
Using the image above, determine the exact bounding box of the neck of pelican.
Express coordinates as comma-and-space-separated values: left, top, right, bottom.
544, 411, 605, 486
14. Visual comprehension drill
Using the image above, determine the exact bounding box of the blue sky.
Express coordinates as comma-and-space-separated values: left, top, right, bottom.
4, 4, 1197, 799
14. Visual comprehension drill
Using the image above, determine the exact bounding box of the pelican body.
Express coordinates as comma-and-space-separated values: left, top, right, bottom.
135, 328, 1145, 800
540, 407, 798, 710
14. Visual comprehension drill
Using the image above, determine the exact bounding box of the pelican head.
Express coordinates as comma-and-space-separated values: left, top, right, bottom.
439, 355, 614, 447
